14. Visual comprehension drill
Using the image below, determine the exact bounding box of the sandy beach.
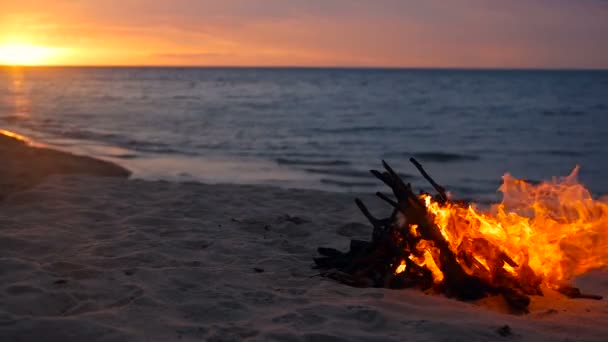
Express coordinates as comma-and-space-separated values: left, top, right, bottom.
1, 133, 608, 341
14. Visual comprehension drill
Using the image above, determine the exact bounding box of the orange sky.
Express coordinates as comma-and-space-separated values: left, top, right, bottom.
1, 0, 607, 68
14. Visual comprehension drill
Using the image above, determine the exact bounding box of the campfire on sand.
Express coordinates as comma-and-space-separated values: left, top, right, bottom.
315, 159, 605, 313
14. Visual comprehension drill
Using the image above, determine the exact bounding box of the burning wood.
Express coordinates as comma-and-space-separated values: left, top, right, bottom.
314, 159, 605, 313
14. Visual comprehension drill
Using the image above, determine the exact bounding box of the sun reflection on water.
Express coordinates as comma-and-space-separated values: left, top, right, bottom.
7, 68, 31, 120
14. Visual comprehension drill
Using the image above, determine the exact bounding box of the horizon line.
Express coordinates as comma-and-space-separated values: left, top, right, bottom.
1, 65, 607, 72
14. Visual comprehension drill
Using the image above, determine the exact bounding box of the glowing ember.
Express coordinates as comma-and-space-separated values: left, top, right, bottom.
395, 260, 407, 274
414, 166, 608, 289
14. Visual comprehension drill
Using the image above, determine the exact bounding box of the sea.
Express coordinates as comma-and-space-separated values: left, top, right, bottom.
1, 67, 607, 203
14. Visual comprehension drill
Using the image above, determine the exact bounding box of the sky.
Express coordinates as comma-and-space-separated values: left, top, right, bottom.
1, 0, 607, 68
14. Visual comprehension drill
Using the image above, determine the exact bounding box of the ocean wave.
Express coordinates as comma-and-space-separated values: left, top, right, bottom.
408, 152, 480, 162
542, 109, 585, 117
320, 178, 379, 187
303, 168, 372, 178
508, 150, 584, 157
304, 167, 415, 180
276, 158, 351, 166
29, 126, 197, 156
537, 150, 583, 157
310, 126, 404, 134
16, 126, 123, 145
0, 115, 27, 123
171, 95, 200, 100
126, 140, 195, 155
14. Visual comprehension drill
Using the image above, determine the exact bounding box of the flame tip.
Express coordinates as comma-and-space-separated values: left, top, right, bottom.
416, 168, 608, 288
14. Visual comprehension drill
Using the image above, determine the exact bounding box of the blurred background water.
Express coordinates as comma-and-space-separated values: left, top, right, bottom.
1, 67, 607, 202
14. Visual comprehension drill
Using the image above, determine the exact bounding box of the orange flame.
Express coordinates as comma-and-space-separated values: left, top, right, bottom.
403, 167, 608, 289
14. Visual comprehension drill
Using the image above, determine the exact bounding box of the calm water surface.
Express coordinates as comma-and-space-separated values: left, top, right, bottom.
1, 67, 607, 202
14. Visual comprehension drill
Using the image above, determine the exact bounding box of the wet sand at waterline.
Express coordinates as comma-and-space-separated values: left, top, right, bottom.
0, 131, 130, 200
1, 133, 608, 341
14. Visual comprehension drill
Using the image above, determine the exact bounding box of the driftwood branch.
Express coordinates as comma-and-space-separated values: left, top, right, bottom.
375, 192, 398, 208
410, 157, 448, 203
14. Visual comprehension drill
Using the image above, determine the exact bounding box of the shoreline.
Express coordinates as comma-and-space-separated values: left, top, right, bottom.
4, 126, 605, 203
0, 127, 386, 195
0, 130, 130, 200
0, 128, 377, 198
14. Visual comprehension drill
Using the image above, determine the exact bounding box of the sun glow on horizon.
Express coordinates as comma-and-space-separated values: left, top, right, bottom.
0, 43, 63, 66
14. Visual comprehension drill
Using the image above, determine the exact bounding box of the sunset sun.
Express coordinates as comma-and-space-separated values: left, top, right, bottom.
0, 43, 61, 66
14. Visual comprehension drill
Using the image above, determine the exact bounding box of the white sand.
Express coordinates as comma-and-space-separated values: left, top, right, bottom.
1, 175, 607, 341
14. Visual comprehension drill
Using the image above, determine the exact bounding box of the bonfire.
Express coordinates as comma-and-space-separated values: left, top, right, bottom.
314, 159, 605, 313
